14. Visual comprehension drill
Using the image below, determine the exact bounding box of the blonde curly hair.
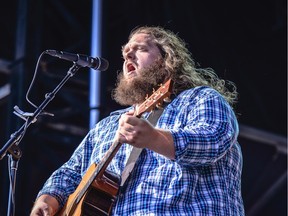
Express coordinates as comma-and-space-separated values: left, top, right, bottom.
128, 26, 238, 106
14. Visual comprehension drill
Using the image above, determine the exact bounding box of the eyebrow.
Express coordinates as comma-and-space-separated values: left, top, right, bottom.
122, 40, 154, 53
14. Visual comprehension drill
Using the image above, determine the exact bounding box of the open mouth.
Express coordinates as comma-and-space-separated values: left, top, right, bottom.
127, 63, 136, 73
126, 63, 137, 79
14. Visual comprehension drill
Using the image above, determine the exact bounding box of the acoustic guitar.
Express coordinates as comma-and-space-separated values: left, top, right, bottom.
57, 78, 173, 216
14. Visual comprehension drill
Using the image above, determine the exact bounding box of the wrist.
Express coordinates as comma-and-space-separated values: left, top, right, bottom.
150, 129, 175, 159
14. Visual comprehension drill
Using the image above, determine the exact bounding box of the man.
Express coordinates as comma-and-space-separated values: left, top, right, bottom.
30, 26, 244, 215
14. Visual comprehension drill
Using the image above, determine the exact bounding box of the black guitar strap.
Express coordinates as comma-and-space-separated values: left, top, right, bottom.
120, 106, 165, 186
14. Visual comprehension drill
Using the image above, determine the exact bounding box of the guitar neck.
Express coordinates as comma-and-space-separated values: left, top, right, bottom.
73, 139, 123, 206
95, 139, 123, 178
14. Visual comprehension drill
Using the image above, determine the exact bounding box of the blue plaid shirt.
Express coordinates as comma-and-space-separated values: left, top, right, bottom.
38, 86, 244, 215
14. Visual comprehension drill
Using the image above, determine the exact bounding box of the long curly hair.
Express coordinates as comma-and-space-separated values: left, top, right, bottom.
128, 26, 238, 106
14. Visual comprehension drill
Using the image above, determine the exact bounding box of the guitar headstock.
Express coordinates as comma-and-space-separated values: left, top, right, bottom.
135, 78, 173, 117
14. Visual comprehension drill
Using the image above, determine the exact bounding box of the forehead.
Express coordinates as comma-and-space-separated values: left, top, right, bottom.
125, 33, 155, 47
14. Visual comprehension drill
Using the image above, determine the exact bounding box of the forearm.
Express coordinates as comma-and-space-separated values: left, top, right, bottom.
118, 112, 175, 159
147, 129, 175, 160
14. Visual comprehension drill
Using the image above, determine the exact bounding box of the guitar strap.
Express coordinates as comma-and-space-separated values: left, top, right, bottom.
120, 106, 166, 186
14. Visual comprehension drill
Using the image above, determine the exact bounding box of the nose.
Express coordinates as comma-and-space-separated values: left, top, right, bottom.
124, 48, 135, 60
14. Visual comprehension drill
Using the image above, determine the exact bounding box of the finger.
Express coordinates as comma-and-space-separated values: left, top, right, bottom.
126, 109, 135, 116
118, 125, 137, 142
125, 116, 142, 127
118, 132, 132, 143
40, 205, 53, 216
41, 208, 50, 216
120, 122, 136, 136
120, 115, 135, 127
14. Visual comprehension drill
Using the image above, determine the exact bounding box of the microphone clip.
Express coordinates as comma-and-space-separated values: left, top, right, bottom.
13, 105, 54, 122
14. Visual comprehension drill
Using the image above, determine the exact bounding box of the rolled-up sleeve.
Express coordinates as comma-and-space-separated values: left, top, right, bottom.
169, 87, 239, 166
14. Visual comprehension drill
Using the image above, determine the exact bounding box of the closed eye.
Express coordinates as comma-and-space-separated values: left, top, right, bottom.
137, 45, 148, 51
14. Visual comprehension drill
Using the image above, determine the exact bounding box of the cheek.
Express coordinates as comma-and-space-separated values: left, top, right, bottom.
140, 54, 158, 66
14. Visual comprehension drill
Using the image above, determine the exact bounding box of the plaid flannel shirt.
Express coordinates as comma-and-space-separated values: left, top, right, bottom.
38, 86, 244, 215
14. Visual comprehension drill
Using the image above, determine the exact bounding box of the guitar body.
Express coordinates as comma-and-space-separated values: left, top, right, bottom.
57, 164, 120, 216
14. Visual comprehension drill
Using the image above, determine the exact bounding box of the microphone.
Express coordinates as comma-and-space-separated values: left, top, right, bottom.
45, 50, 109, 71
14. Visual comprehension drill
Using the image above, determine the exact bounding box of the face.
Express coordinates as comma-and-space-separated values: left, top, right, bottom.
122, 33, 162, 81
112, 33, 167, 106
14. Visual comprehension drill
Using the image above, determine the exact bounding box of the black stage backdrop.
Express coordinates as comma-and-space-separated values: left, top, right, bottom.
0, 0, 286, 215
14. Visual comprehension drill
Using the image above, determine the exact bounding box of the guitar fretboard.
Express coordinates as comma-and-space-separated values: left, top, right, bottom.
74, 139, 123, 204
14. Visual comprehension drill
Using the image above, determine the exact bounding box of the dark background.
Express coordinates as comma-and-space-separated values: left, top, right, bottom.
0, 0, 286, 215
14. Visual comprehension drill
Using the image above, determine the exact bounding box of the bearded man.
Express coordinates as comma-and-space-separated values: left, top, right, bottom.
31, 26, 244, 216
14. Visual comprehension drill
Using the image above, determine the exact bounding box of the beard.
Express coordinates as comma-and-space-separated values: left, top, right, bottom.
112, 59, 167, 106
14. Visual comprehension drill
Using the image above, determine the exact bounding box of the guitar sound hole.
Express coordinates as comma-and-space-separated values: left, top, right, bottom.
82, 187, 116, 216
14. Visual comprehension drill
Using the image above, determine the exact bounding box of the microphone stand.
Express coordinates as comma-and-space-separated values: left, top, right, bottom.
0, 63, 82, 216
